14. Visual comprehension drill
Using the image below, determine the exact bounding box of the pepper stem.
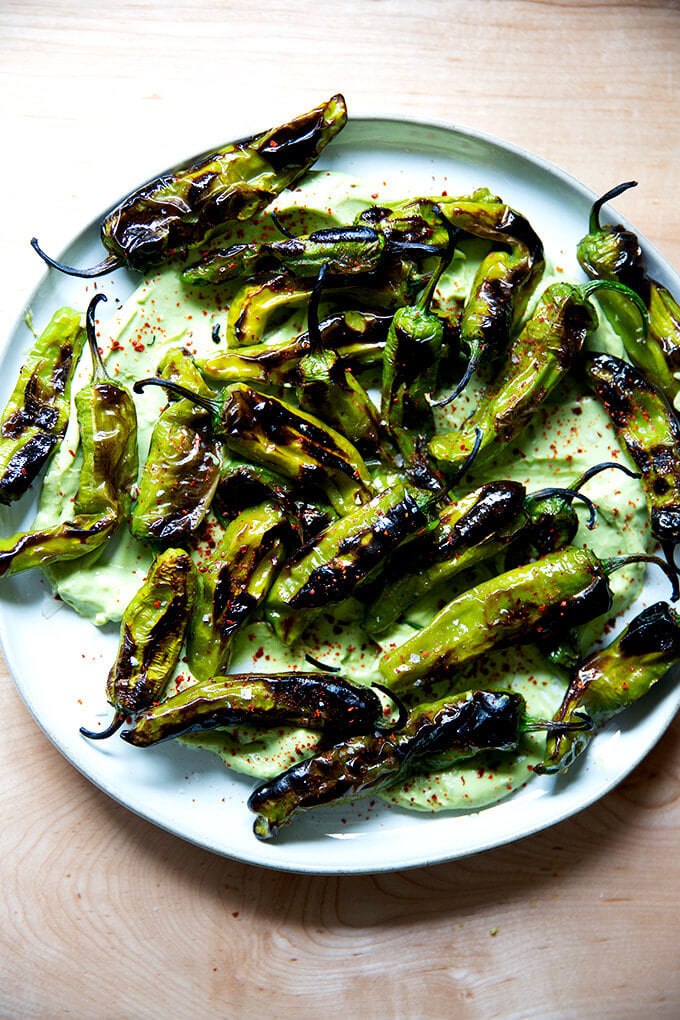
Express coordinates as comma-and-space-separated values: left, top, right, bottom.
85, 293, 109, 381
570, 459, 641, 493
371, 682, 408, 732
523, 711, 594, 734
603, 553, 680, 602
307, 262, 328, 351
416, 206, 460, 312
528, 486, 598, 529
304, 652, 340, 673
580, 279, 649, 337
426, 427, 483, 508
31, 237, 120, 278
80, 712, 123, 740
270, 211, 295, 239
430, 349, 479, 408
133, 376, 217, 413
589, 181, 638, 233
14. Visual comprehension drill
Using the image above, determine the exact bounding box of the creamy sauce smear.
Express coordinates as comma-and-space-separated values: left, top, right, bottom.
33, 172, 649, 814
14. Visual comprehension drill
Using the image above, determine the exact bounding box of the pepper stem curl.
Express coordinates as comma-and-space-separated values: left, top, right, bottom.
31, 237, 120, 278
589, 181, 638, 234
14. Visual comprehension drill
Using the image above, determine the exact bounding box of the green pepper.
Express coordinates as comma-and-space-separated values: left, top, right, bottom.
584, 351, 680, 570
577, 182, 680, 402
0, 307, 86, 505
196, 309, 391, 388
247, 688, 586, 839
0, 295, 138, 577
121, 671, 399, 746
134, 377, 374, 516
536, 601, 680, 774
80, 547, 198, 739
225, 264, 417, 347
429, 280, 647, 469
131, 348, 221, 544
31, 95, 348, 276
380, 210, 459, 472
294, 264, 393, 461
182, 221, 438, 286
379, 545, 677, 692
186, 502, 289, 681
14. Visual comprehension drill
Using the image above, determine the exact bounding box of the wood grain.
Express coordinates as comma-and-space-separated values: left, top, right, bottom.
1, 2, 680, 1017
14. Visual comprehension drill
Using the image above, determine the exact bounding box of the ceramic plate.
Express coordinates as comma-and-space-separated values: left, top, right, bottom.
2, 115, 679, 874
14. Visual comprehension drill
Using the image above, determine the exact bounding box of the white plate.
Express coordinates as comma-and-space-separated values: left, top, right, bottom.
2, 115, 679, 875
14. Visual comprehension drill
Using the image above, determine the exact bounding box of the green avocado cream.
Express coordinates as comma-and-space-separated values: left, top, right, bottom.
33, 172, 650, 815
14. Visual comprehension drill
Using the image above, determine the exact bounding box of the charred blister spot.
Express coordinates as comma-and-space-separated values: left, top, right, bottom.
475, 276, 514, 353
0, 432, 57, 502
540, 572, 613, 634
608, 226, 651, 302
439, 482, 525, 558
651, 505, 680, 542
619, 602, 680, 657
257, 109, 327, 171
494, 207, 544, 265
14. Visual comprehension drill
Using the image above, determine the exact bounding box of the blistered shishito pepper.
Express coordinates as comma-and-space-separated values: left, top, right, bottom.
264, 441, 481, 644
81, 547, 197, 739
134, 377, 374, 516
585, 351, 680, 569
0, 295, 138, 577
380, 211, 459, 471
577, 182, 680, 402
295, 265, 392, 460
32, 96, 348, 276
226, 264, 416, 347
121, 672, 400, 746
247, 689, 587, 839
186, 502, 289, 681
379, 546, 677, 692
365, 461, 634, 636
536, 601, 680, 774
182, 222, 437, 286
131, 349, 221, 544
196, 309, 391, 388
0, 307, 86, 505
430, 280, 647, 469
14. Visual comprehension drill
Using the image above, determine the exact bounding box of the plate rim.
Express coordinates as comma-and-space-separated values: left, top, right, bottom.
2, 111, 679, 875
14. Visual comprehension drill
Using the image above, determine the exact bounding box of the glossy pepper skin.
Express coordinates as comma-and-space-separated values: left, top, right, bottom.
577, 182, 680, 402
32, 96, 348, 277
186, 502, 289, 681
196, 309, 391, 389
430, 282, 615, 469
584, 352, 680, 559
380, 547, 620, 691
0, 296, 138, 577
248, 689, 528, 839
182, 225, 389, 285
225, 264, 416, 347
131, 349, 221, 544
537, 602, 680, 774
264, 480, 433, 645
82, 548, 198, 739
121, 672, 389, 746
134, 378, 374, 516
0, 307, 86, 505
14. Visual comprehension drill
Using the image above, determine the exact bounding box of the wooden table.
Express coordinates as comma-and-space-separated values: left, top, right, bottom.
2, 3, 679, 1016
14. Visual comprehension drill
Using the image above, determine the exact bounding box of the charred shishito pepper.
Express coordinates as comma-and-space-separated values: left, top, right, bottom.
358, 188, 545, 396
121, 672, 401, 747
197, 310, 391, 389
0, 295, 138, 578
0, 307, 86, 505
537, 601, 680, 774
585, 351, 680, 569
182, 220, 437, 286
133, 377, 374, 515
379, 546, 677, 692
32, 95, 347, 277
294, 265, 393, 460
365, 461, 637, 636
381, 210, 459, 477
247, 689, 589, 839
430, 280, 647, 469
81, 547, 197, 739
577, 182, 680, 402
186, 502, 290, 680
131, 348, 221, 544
264, 439, 482, 644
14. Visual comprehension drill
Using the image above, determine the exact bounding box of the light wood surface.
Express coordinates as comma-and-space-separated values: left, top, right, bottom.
2, 2, 680, 1017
